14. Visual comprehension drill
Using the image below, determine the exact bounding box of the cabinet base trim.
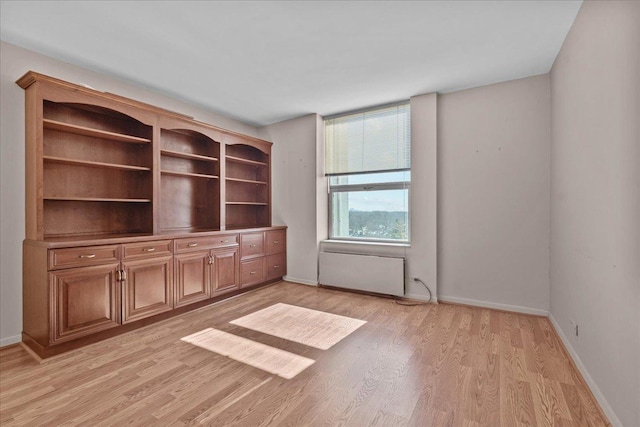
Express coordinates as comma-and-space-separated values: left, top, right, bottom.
21, 278, 283, 360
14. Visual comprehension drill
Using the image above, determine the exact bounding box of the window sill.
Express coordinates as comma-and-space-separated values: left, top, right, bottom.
322, 239, 411, 248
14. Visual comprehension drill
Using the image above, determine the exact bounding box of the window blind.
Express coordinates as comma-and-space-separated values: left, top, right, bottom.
325, 102, 410, 176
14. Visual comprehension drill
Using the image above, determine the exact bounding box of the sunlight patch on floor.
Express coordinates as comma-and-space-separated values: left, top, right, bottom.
181, 328, 315, 379
230, 303, 367, 350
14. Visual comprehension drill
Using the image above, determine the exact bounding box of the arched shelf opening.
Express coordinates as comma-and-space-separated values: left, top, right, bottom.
41, 102, 154, 238
224, 144, 271, 229
159, 128, 221, 233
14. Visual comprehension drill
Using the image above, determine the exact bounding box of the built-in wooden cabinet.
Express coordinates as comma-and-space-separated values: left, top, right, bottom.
19, 71, 286, 358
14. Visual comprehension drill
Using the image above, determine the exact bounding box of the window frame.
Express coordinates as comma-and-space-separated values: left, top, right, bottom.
328, 178, 411, 244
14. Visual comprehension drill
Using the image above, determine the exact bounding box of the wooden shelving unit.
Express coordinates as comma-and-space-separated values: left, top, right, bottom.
18, 71, 283, 359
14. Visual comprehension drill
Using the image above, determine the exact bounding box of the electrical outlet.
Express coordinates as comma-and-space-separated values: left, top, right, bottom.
570, 319, 578, 337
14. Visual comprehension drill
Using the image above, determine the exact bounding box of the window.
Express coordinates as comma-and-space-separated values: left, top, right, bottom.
325, 102, 410, 243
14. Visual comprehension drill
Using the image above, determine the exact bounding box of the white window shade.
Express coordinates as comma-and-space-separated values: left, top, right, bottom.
325, 103, 410, 176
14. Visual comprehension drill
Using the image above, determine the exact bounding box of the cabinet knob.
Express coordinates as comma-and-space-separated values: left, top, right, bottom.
187, 242, 198, 247
250, 271, 256, 275
79, 254, 96, 259
249, 244, 257, 248
273, 241, 279, 244
144, 247, 156, 252
273, 265, 280, 269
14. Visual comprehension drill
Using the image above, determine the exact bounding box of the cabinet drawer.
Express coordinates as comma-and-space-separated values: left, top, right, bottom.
240, 233, 264, 260
265, 230, 286, 255
49, 245, 120, 270
241, 258, 265, 287
123, 240, 172, 260
265, 253, 286, 281
175, 234, 238, 253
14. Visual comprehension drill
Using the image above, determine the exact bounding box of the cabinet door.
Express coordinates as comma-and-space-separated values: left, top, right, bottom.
211, 247, 239, 296
50, 263, 120, 343
174, 251, 211, 307
122, 255, 174, 323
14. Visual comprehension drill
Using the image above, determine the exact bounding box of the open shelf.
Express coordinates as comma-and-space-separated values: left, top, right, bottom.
43, 156, 151, 172
226, 202, 268, 206
161, 170, 219, 180
43, 119, 151, 144
225, 177, 268, 185
43, 196, 151, 203
161, 149, 219, 163
225, 155, 268, 167
158, 226, 221, 234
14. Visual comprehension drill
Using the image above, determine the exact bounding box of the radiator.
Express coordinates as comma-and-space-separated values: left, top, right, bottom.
318, 252, 405, 297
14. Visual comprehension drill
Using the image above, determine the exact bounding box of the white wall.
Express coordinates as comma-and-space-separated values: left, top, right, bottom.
437, 75, 551, 314
0, 41, 260, 346
259, 114, 323, 285
549, 1, 640, 425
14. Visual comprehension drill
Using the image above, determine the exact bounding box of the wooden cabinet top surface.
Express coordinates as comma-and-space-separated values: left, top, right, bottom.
24, 226, 287, 249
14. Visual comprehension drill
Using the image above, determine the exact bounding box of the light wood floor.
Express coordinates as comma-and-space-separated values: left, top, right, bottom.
0, 281, 608, 426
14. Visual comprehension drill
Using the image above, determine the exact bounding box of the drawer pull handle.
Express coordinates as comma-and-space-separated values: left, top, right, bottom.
249, 244, 257, 248
273, 265, 280, 269
79, 254, 96, 259
222, 240, 229, 243
144, 247, 156, 252
187, 242, 198, 247
250, 271, 256, 275
273, 241, 279, 244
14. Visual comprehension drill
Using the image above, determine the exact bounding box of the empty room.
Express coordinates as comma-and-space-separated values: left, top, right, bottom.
0, 1, 638, 426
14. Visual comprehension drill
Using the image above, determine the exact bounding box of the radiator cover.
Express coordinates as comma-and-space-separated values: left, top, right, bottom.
318, 252, 405, 297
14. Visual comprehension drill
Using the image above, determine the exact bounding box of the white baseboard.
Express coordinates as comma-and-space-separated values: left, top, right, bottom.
438, 295, 549, 316
283, 276, 318, 286
548, 313, 621, 427
0, 334, 22, 348
405, 293, 438, 303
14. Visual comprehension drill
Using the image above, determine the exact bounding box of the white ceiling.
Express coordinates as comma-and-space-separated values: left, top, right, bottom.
1, 1, 581, 127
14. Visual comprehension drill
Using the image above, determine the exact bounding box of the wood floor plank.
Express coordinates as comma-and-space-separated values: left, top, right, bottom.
0, 281, 609, 426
